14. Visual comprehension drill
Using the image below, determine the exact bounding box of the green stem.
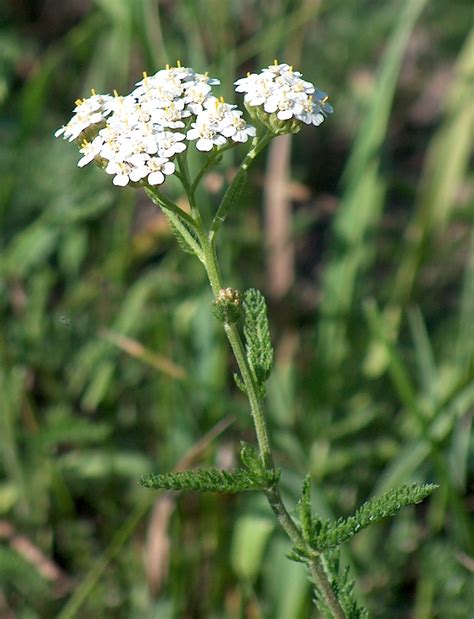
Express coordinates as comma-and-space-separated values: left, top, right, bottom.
265, 486, 345, 619
190, 144, 235, 197
198, 234, 346, 619
209, 131, 272, 243
145, 188, 204, 260
177, 152, 209, 240
199, 232, 272, 468
165, 139, 346, 619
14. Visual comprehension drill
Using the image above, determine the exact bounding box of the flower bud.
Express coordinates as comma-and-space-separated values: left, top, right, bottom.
213, 288, 242, 323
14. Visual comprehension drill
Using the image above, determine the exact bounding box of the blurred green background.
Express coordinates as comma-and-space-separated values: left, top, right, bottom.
0, 1, 472, 617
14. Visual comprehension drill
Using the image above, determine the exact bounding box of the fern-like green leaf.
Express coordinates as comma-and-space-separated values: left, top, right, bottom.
314, 551, 369, 619
312, 483, 437, 551
162, 209, 201, 256
140, 467, 276, 493
243, 289, 273, 392
298, 474, 313, 541
233, 372, 247, 394
239, 441, 280, 488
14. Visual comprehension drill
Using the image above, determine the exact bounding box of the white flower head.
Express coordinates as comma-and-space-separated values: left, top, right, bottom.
183, 80, 213, 114
146, 157, 176, 186
156, 131, 187, 158
186, 119, 227, 152
234, 60, 332, 134
105, 160, 136, 186
77, 135, 104, 167
57, 63, 258, 185
220, 111, 256, 143
150, 100, 190, 128
55, 90, 112, 142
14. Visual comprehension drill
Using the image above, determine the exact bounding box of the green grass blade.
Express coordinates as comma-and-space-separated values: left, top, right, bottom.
317, 0, 428, 370
393, 30, 474, 304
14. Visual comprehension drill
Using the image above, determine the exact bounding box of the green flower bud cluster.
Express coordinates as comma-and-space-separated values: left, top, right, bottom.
213, 287, 242, 323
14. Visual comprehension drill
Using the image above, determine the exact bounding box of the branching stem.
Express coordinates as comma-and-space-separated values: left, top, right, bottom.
158, 137, 347, 618
197, 229, 346, 619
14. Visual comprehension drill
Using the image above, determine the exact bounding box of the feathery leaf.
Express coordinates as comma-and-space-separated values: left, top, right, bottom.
140, 466, 278, 493
243, 288, 273, 393
311, 483, 437, 551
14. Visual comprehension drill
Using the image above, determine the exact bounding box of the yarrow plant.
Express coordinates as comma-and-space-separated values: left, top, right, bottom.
56, 60, 436, 618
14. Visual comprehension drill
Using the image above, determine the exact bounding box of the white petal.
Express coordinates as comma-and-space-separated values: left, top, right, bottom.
77, 153, 94, 167
113, 174, 129, 186
221, 126, 235, 137
196, 138, 213, 151
263, 100, 278, 113
129, 167, 147, 182
278, 109, 293, 120
162, 161, 175, 175
232, 132, 247, 143
148, 171, 165, 185
186, 128, 199, 140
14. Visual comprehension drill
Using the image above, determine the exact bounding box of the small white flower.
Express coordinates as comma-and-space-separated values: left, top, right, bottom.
183, 81, 213, 114
261, 62, 300, 78
295, 96, 324, 126
54, 96, 108, 141
127, 154, 153, 182
263, 88, 305, 120
220, 112, 256, 143
187, 121, 227, 151
77, 135, 104, 167
191, 72, 220, 86
150, 100, 190, 128
156, 131, 187, 158
201, 97, 236, 125
314, 89, 333, 115
145, 157, 176, 185
55, 92, 114, 141
133, 66, 195, 104
105, 160, 135, 186
235, 74, 273, 107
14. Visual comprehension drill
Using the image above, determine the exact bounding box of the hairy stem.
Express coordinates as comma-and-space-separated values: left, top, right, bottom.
171, 138, 347, 618
199, 233, 346, 619
200, 233, 273, 468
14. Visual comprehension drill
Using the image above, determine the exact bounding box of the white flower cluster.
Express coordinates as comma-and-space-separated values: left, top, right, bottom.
55, 65, 256, 187
235, 62, 332, 132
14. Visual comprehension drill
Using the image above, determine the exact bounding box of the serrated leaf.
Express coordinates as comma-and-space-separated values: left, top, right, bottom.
163, 209, 200, 256
233, 372, 247, 393
240, 441, 263, 475
141, 468, 266, 493
298, 474, 313, 541
243, 288, 273, 389
311, 483, 438, 551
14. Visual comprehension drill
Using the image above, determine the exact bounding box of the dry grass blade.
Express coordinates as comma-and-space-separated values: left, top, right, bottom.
144, 417, 235, 597
264, 135, 294, 300
100, 328, 187, 380
0, 520, 72, 596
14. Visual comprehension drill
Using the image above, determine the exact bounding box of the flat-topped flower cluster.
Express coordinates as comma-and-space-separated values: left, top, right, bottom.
55, 65, 256, 186
55, 62, 331, 187
235, 62, 333, 133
